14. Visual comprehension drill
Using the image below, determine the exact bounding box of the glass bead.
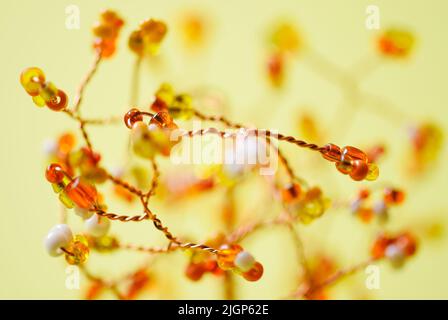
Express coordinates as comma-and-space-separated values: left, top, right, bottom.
39, 82, 58, 103
58, 133, 76, 154
322, 143, 341, 162
94, 38, 116, 58
371, 234, 392, 259
349, 160, 369, 181
335, 160, 352, 175
32, 95, 46, 107
92, 22, 117, 39
90, 235, 119, 252
234, 251, 256, 273
46, 89, 68, 111
185, 262, 206, 281
65, 177, 98, 209
46, 163, 65, 183
384, 188, 405, 205
65, 235, 90, 265
395, 233, 417, 256
281, 183, 302, 203
365, 163, 379, 181
59, 191, 75, 209
100, 10, 124, 28
217, 244, 243, 271
378, 29, 414, 58
128, 30, 144, 56
140, 19, 167, 43
150, 111, 178, 129
341, 146, 368, 162
270, 22, 301, 54
52, 182, 65, 193
155, 83, 174, 106
20, 67, 45, 96
169, 94, 194, 120
131, 122, 158, 159
124, 108, 143, 129
242, 262, 264, 281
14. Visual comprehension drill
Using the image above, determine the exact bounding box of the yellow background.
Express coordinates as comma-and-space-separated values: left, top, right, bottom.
0, 0, 447, 299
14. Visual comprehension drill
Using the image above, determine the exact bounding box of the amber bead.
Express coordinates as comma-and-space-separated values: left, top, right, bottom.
65, 177, 98, 209
217, 244, 243, 271
100, 10, 124, 28
92, 23, 117, 39
94, 38, 116, 58
40, 82, 58, 103
322, 143, 341, 162
371, 234, 392, 259
150, 111, 178, 129
242, 262, 264, 282
378, 29, 414, 58
395, 233, 417, 257
65, 235, 90, 265
58, 133, 76, 154
140, 19, 167, 43
46, 89, 68, 111
46, 163, 65, 183
341, 146, 368, 162
365, 163, 379, 181
281, 183, 302, 203
128, 30, 144, 55
335, 160, 352, 175
384, 188, 405, 205
185, 262, 206, 281
349, 160, 369, 181
124, 108, 143, 129
20, 67, 45, 96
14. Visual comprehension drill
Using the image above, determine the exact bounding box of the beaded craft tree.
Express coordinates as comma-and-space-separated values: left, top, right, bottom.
20, 9, 443, 299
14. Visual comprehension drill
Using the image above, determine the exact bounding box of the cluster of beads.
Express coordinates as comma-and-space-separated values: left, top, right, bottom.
124, 108, 180, 159
92, 10, 124, 58
350, 187, 405, 223
377, 28, 414, 58
371, 232, 417, 268
44, 224, 90, 265
46, 163, 98, 210
217, 244, 264, 282
20, 67, 68, 111
129, 19, 167, 56
281, 184, 330, 224
322, 144, 379, 181
150, 83, 194, 120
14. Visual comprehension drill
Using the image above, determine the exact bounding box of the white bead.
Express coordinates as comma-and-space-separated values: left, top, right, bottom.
74, 207, 94, 220
234, 251, 256, 272
385, 244, 405, 268
44, 224, 73, 257
85, 214, 110, 237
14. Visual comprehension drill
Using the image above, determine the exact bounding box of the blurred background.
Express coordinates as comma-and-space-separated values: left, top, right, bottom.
0, 0, 447, 299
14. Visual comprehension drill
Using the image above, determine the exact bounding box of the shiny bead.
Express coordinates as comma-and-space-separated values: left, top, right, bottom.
217, 244, 243, 271
365, 163, 379, 181
65, 177, 98, 209
155, 83, 174, 106
128, 30, 144, 55
385, 244, 405, 268
39, 82, 58, 103
322, 143, 341, 162
349, 160, 369, 181
185, 262, 206, 281
341, 146, 368, 162
281, 183, 302, 203
84, 214, 110, 237
384, 188, 405, 205
65, 235, 90, 265
94, 38, 116, 58
124, 108, 143, 129
371, 234, 392, 259
59, 191, 75, 209
44, 224, 73, 257
234, 251, 256, 273
335, 160, 352, 175
46, 89, 68, 111
20, 67, 45, 96
131, 122, 158, 159
32, 95, 46, 107
150, 111, 178, 129
395, 233, 417, 256
45, 163, 65, 183
242, 262, 264, 281
140, 19, 167, 42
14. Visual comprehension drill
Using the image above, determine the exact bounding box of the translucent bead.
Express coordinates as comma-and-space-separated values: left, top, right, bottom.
234, 251, 256, 273
100, 10, 124, 28
39, 82, 58, 103
155, 83, 174, 106
395, 233, 417, 256
84, 214, 110, 237
185, 262, 206, 281
94, 38, 116, 58
65, 177, 98, 209
281, 183, 302, 203
45, 163, 65, 183
349, 160, 369, 181
371, 234, 392, 259
378, 29, 414, 58
242, 262, 264, 281
44, 224, 73, 257
385, 244, 405, 268
217, 244, 243, 271
65, 235, 90, 265
139, 19, 168, 55
32, 95, 46, 107
92, 22, 117, 39
322, 143, 341, 162
58, 133, 76, 154
270, 22, 301, 54
341, 146, 368, 162
20, 67, 45, 96
365, 163, 379, 181
90, 234, 119, 252
335, 160, 352, 175
128, 30, 144, 56
124, 108, 143, 129
150, 111, 178, 129
169, 94, 194, 120
131, 122, 158, 159
46, 89, 68, 111
59, 192, 75, 209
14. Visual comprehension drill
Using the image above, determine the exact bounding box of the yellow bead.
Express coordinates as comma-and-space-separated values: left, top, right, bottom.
169, 94, 194, 120
131, 122, 158, 159
59, 191, 75, 209
20, 67, 45, 96
65, 235, 90, 265
156, 83, 175, 105
32, 95, 46, 107
40, 82, 58, 102
366, 163, 379, 181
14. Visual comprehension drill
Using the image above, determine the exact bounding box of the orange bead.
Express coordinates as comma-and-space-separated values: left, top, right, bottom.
281, 183, 302, 203
150, 97, 169, 113
242, 262, 264, 281
46, 163, 65, 183
358, 188, 370, 199
395, 233, 417, 256
150, 111, 177, 129
65, 177, 98, 209
185, 262, 206, 281
124, 108, 143, 129
46, 89, 68, 111
335, 160, 352, 175
322, 143, 341, 162
384, 188, 405, 205
217, 244, 243, 271
349, 160, 369, 181
341, 146, 368, 162
94, 38, 116, 58
371, 234, 393, 259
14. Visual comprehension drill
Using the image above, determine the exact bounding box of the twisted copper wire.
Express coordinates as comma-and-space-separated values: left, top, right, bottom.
95, 209, 149, 222
106, 173, 145, 197
120, 243, 176, 254
178, 242, 219, 254
145, 159, 159, 200
73, 52, 102, 113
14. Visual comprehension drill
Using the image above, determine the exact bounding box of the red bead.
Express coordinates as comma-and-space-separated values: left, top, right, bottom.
395, 233, 417, 256
65, 177, 98, 209
384, 188, 405, 205
371, 234, 393, 259
341, 146, 368, 162
124, 108, 143, 129
185, 262, 205, 281
46, 89, 68, 111
45, 163, 65, 183
322, 143, 341, 162
242, 262, 264, 281
349, 160, 369, 181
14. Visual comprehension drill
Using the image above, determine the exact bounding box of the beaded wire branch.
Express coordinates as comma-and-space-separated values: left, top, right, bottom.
20, 10, 438, 299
